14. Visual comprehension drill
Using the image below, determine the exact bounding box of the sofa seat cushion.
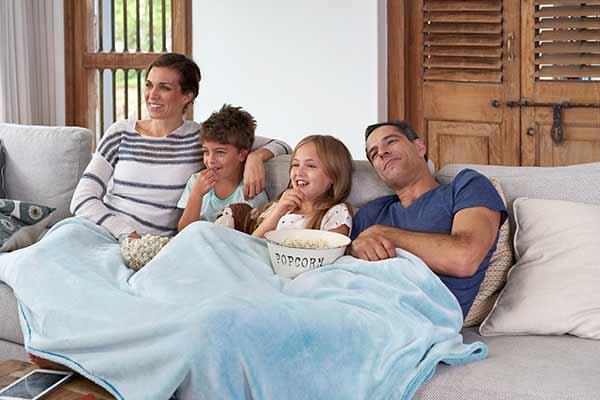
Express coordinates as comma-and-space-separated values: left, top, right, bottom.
415, 328, 600, 400
0, 282, 23, 345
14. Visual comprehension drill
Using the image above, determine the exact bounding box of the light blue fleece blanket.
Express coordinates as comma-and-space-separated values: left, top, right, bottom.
0, 218, 486, 400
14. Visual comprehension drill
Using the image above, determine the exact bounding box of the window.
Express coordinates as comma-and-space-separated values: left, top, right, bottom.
64, 0, 192, 145
534, 2, 600, 81
422, 0, 504, 83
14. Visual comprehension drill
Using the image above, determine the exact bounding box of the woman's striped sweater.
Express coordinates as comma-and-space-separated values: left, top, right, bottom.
70, 119, 291, 238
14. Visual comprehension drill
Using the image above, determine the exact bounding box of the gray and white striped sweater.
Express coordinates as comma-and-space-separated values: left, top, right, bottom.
70, 119, 291, 238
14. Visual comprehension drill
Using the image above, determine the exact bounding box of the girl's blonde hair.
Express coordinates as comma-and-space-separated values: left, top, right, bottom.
285, 135, 354, 230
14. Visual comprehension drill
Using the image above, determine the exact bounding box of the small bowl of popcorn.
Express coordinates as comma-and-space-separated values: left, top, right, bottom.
264, 229, 351, 278
119, 234, 171, 271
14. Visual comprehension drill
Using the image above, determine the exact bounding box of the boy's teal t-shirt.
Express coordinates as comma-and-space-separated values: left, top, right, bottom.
177, 174, 268, 222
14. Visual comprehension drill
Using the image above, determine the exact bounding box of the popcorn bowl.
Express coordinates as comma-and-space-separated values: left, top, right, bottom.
264, 229, 351, 278
119, 234, 171, 271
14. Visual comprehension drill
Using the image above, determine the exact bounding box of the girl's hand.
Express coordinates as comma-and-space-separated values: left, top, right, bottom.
194, 169, 217, 197
276, 188, 305, 214
251, 189, 304, 239
243, 152, 266, 199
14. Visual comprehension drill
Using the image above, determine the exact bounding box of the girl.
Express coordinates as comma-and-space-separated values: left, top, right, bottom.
253, 135, 354, 238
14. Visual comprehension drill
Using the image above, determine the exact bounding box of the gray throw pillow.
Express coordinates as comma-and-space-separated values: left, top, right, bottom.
0, 199, 55, 252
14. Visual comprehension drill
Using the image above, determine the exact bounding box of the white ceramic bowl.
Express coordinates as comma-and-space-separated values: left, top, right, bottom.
264, 229, 351, 278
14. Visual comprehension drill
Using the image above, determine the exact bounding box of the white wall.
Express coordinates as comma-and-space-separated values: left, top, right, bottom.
192, 1, 387, 160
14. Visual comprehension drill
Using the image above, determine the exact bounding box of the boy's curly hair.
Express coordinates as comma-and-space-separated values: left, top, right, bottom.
201, 104, 256, 151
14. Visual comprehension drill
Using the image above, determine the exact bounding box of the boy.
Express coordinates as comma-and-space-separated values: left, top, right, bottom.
177, 104, 269, 231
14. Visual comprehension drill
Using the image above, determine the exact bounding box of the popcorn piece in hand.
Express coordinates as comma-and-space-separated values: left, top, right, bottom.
120, 234, 170, 271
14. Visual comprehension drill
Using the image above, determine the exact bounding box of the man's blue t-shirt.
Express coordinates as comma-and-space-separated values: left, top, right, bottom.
351, 169, 508, 317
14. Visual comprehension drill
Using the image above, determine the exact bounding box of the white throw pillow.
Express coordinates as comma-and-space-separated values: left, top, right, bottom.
480, 197, 600, 339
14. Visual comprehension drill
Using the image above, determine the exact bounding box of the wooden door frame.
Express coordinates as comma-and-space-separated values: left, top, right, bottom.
64, 0, 193, 131
388, 0, 425, 134
387, 0, 407, 121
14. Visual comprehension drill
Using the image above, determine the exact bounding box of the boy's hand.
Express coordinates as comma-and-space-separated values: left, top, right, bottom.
243, 152, 266, 199
194, 169, 217, 196
276, 188, 305, 214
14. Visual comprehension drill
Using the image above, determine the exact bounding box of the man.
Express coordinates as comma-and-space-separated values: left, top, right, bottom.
350, 121, 507, 317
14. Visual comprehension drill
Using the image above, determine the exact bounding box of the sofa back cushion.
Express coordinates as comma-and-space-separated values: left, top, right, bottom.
0, 123, 93, 226
264, 155, 394, 208
436, 162, 600, 235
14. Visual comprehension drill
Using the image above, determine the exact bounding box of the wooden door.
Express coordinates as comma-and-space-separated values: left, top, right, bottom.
520, 0, 600, 166
407, 0, 521, 170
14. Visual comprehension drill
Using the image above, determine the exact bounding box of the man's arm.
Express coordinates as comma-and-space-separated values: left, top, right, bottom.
350, 206, 501, 277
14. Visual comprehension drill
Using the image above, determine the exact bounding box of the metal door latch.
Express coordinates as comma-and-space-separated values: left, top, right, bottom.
491, 99, 600, 145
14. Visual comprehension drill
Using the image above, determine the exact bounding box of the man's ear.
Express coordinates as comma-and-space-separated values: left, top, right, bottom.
239, 149, 249, 162
414, 138, 427, 158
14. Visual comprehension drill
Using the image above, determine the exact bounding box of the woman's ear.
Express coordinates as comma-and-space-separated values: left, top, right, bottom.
239, 149, 249, 162
183, 92, 194, 105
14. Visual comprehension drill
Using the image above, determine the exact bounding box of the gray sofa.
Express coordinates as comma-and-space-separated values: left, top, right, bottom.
0, 123, 92, 360
0, 123, 599, 399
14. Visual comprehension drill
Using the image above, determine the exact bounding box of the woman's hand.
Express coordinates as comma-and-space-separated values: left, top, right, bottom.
194, 169, 217, 196
243, 152, 266, 199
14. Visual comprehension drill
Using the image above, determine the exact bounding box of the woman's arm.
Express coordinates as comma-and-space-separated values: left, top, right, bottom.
244, 136, 292, 199
251, 136, 292, 158
70, 150, 135, 238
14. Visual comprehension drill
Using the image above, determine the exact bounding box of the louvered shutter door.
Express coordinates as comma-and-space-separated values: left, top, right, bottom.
423, 0, 504, 82
534, 1, 600, 79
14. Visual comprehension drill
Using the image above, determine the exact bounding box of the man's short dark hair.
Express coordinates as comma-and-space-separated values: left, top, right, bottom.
364, 120, 419, 142
364, 121, 427, 162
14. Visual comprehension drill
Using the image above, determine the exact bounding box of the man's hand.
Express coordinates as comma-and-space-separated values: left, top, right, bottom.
350, 225, 397, 261
243, 152, 266, 199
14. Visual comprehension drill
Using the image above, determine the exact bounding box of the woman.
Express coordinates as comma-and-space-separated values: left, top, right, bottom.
69, 53, 291, 239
